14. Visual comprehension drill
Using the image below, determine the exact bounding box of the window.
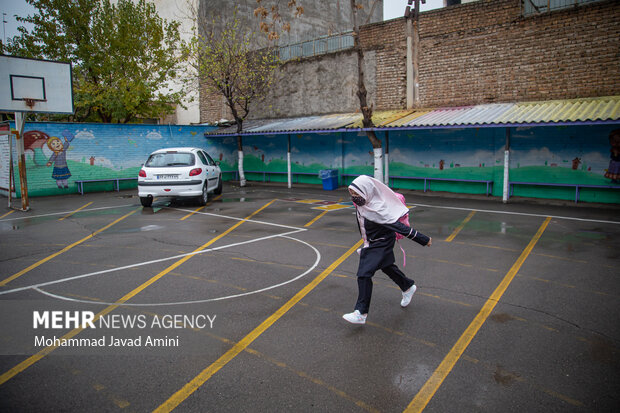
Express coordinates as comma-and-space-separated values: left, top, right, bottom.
145, 152, 195, 167
204, 152, 216, 166
197, 151, 209, 165
522, 0, 605, 16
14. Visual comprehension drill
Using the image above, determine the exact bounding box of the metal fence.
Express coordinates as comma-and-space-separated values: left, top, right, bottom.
522, 0, 605, 16
277, 32, 355, 61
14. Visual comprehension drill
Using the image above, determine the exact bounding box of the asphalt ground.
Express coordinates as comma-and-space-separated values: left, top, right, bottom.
0, 182, 618, 412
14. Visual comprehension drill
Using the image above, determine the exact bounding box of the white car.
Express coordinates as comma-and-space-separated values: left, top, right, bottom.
137, 147, 222, 207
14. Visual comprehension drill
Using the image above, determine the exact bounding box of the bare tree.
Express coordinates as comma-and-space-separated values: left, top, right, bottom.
254, 0, 304, 41
186, 11, 279, 186
350, 0, 383, 182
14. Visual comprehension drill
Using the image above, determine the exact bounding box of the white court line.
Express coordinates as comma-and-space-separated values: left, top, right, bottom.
3, 198, 615, 225
0, 229, 306, 297
411, 203, 620, 225
33, 235, 321, 307
0, 202, 303, 230
167, 206, 303, 230
0, 204, 134, 221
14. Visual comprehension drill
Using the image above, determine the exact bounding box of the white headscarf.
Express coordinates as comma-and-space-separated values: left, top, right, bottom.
349, 175, 408, 225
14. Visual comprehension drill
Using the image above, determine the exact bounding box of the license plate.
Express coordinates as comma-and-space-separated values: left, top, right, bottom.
157, 174, 178, 180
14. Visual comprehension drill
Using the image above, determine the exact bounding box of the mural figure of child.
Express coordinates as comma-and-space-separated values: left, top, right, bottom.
46, 131, 74, 188
604, 129, 620, 184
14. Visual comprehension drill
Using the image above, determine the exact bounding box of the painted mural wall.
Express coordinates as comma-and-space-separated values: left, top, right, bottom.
218, 124, 620, 204
3, 122, 619, 204
3, 122, 219, 197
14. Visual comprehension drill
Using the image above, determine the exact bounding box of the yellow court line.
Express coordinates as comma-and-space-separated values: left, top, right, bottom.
0, 208, 140, 287
305, 198, 342, 227
0, 199, 275, 387
305, 210, 329, 227
404, 216, 551, 413
181, 206, 205, 220
180, 195, 223, 221
0, 210, 15, 219
296, 199, 323, 204
58, 202, 94, 221
445, 210, 476, 242
154, 238, 365, 413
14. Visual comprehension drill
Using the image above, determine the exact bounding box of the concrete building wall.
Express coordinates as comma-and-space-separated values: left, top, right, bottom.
198, 0, 383, 43
248, 50, 376, 119
198, 0, 383, 123
151, 0, 200, 124
152, 0, 385, 124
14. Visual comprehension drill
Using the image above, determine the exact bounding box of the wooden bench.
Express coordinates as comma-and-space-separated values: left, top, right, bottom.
508, 181, 620, 203
75, 177, 138, 195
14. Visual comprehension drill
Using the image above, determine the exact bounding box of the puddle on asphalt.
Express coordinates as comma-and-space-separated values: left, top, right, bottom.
0, 216, 50, 230
575, 229, 608, 240
217, 198, 252, 203
116, 224, 165, 233
140, 207, 164, 215
0, 222, 19, 231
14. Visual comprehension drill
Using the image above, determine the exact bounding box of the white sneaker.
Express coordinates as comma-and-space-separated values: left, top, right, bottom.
342, 310, 367, 324
401, 285, 417, 307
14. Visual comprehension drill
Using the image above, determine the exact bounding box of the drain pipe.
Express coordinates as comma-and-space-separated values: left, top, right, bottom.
503, 128, 510, 203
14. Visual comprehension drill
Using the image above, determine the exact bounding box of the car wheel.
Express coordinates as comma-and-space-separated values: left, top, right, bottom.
140, 196, 153, 207
214, 175, 223, 195
197, 183, 208, 206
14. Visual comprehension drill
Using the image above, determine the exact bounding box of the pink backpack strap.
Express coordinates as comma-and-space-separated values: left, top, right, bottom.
394, 192, 408, 266
397, 239, 406, 267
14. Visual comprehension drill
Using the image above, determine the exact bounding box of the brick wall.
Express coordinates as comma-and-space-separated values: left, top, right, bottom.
359, 19, 408, 110
398, 0, 620, 107
200, 90, 233, 124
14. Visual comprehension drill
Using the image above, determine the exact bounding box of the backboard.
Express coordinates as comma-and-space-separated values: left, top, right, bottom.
0, 55, 74, 114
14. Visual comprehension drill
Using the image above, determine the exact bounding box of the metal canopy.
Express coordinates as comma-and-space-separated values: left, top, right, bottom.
205, 96, 620, 137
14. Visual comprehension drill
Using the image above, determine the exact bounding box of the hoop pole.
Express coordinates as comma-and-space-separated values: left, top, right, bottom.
8, 131, 15, 208
14, 112, 29, 211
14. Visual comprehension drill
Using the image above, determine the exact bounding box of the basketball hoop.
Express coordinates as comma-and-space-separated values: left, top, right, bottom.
0, 55, 74, 212
23, 98, 36, 109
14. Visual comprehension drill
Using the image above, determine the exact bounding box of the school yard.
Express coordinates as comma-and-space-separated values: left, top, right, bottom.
0, 183, 618, 412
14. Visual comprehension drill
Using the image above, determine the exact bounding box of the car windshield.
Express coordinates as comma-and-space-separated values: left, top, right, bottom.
145, 152, 195, 167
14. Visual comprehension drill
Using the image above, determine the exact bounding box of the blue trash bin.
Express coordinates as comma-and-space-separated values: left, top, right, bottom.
318, 169, 339, 190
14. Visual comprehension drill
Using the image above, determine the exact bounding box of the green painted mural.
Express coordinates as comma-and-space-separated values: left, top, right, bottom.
3, 121, 619, 203
3, 122, 218, 197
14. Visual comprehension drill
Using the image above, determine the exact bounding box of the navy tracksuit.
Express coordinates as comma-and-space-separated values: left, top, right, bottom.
354, 214, 430, 314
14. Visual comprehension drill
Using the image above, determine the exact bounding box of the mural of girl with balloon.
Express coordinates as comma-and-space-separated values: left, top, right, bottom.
46, 131, 75, 189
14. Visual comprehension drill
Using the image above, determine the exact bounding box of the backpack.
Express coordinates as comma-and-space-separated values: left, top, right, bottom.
394, 192, 410, 241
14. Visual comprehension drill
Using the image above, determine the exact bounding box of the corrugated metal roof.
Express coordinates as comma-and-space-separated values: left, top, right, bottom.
205, 96, 620, 136
206, 118, 276, 136
389, 97, 620, 127
248, 113, 361, 133
348, 110, 413, 128
495, 96, 620, 124
388, 104, 514, 127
